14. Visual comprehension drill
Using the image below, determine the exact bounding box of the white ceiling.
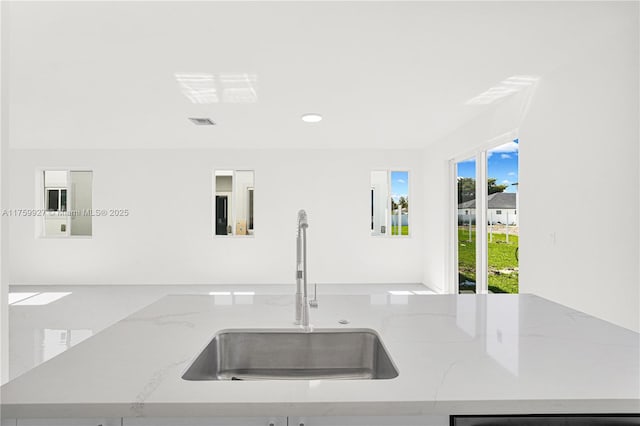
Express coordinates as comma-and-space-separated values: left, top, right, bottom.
4, 1, 627, 149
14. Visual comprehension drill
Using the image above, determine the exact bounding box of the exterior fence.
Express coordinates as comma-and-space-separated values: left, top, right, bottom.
391, 214, 409, 226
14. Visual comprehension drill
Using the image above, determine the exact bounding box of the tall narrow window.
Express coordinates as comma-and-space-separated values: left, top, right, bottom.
370, 170, 409, 237
390, 171, 409, 236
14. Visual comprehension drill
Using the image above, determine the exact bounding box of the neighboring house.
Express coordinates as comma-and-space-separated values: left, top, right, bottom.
458, 192, 518, 225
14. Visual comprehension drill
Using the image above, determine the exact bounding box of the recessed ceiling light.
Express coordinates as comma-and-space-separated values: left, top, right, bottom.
189, 117, 216, 126
301, 113, 322, 123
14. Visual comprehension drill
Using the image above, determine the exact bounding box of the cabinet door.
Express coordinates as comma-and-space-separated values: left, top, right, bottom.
1, 420, 17, 426
18, 419, 121, 426
123, 417, 286, 426
288, 416, 448, 426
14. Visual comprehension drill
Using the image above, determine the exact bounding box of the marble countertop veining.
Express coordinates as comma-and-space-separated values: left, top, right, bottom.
1, 293, 639, 418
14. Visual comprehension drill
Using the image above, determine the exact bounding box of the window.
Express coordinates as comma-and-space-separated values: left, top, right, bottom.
213, 170, 255, 236
496, 210, 502, 215
46, 189, 67, 212
41, 170, 93, 237
371, 170, 410, 237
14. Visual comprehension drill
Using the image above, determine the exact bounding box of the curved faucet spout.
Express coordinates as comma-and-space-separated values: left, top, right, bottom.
295, 209, 314, 329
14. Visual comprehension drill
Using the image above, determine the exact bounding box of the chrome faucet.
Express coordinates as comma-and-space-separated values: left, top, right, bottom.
295, 209, 317, 328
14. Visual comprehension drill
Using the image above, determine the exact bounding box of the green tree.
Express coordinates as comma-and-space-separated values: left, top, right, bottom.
457, 177, 507, 203
457, 177, 476, 203
488, 178, 508, 194
398, 196, 408, 210
391, 196, 409, 211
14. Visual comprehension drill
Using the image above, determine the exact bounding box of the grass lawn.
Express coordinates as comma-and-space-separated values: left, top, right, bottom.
458, 228, 519, 293
390, 225, 409, 236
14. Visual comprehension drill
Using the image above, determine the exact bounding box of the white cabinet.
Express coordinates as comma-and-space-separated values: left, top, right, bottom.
288, 416, 449, 426
12, 415, 449, 426
123, 417, 286, 426
18, 419, 120, 426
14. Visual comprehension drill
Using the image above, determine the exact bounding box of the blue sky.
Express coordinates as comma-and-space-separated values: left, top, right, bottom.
457, 140, 519, 193
391, 171, 409, 201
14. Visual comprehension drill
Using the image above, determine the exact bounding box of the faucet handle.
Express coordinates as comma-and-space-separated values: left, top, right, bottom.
309, 284, 319, 308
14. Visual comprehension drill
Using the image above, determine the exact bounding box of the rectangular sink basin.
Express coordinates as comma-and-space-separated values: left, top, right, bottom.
182, 329, 398, 381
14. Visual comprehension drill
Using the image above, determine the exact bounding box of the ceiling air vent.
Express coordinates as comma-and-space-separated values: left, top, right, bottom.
189, 117, 216, 126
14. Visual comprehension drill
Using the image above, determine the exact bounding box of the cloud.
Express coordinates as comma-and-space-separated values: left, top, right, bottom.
502, 180, 510, 184
508, 172, 516, 176
500, 154, 511, 159
396, 179, 406, 184
489, 141, 519, 154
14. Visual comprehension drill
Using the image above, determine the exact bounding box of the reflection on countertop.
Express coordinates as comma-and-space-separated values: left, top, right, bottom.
8, 284, 432, 380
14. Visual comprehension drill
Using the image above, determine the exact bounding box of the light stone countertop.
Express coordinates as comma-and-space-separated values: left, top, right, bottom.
1, 293, 639, 418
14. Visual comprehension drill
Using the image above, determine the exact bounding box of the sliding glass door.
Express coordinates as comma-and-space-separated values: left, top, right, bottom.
453, 139, 519, 294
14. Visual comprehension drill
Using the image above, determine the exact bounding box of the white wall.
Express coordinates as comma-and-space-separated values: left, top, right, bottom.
424, 3, 639, 331
43, 170, 67, 188
457, 209, 518, 226
518, 5, 639, 332
488, 209, 517, 226
0, 0, 9, 384
8, 149, 424, 286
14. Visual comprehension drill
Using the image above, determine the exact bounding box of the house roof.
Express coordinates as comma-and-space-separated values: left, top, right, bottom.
459, 192, 516, 209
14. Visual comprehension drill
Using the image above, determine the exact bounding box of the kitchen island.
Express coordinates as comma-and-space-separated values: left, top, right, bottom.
1, 293, 638, 425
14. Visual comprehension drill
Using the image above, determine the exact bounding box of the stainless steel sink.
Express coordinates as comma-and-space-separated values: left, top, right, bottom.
182, 329, 398, 381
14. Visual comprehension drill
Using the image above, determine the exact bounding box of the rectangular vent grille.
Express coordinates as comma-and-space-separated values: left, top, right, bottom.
189, 117, 216, 126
